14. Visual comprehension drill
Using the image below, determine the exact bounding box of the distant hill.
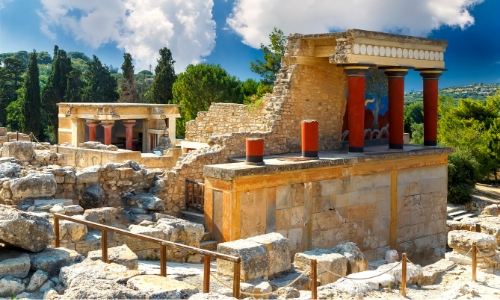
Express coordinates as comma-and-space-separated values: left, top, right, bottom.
405, 83, 500, 104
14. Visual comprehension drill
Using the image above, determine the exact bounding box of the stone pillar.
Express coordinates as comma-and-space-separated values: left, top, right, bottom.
86, 121, 99, 142
385, 69, 408, 149
420, 71, 442, 146
123, 120, 136, 150
344, 66, 370, 153
71, 118, 85, 147
301, 120, 319, 159
246, 138, 264, 165
101, 121, 115, 145
142, 119, 149, 153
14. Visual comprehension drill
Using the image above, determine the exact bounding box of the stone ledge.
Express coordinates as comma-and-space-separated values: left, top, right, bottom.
204, 146, 453, 180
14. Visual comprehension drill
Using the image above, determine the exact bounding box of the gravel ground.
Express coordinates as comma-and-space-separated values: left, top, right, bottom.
139, 260, 500, 300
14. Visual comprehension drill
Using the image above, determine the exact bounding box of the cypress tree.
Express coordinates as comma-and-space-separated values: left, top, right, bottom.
21, 50, 41, 137
119, 53, 139, 103
64, 69, 84, 103
82, 55, 119, 103
150, 47, 176, 104
42, 46, 72, 140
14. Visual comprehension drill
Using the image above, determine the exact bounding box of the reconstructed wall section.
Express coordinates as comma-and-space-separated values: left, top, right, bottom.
203, 148, 450, 265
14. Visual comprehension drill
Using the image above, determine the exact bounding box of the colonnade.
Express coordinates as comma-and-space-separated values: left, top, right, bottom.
344, 66, 443, 152
85, 119, 137, 150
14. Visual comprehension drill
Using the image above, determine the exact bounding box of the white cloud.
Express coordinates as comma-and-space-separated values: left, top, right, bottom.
37, 0, 216, 71
0, 0, 14, 9
227, 0, 484, 48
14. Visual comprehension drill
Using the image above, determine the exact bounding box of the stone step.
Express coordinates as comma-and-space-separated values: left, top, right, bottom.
200, 240, 218, 252
448, 210, 467, 217
201, 231, 212, 242
179, 210, 207, 230
453, 213, 476, 221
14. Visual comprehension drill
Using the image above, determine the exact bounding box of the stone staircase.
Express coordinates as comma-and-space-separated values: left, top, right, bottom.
447, 204, 477, 221
179, 210, 218, 252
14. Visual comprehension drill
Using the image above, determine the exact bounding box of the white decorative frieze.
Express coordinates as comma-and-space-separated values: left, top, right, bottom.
351, 43, 444, 62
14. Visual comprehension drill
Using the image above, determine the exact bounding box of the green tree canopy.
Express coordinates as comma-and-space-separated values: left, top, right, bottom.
119, 53, 139, 103
0, 57, 26, 126
37, 51, 52, 65
172, 63, 243, 136
82, 55, 119, 103
404, 101, 424, 137
150, 47, 176, 104
19, 50, 41, 136
438, 92, 500, 179
250, 27, 286, 85
67, 51, 90, 62
65, 69, 84, 103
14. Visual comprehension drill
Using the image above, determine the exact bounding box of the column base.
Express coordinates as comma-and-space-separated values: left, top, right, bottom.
389, 143, 404, 149
424, 141, 437, 146
349, 146, 364, 153
302, 150, 319, 158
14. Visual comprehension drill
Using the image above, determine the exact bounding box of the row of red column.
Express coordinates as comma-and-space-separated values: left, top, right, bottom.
344, 66, 442, 152
86, 120, 136, 150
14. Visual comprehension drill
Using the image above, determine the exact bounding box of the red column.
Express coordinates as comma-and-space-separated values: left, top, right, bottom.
86, 121, 99, 142
385, 69, 408, 149
345, 67, 369, 153
246, 138, 264, 165
101, 122, 114, 145
420, 71, 442, 146
302, 120, 319, 158
123, 120, 136, 150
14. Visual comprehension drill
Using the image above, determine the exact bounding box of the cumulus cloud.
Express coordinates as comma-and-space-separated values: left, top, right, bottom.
227, 0, 484, 48
37, 0, 216, 71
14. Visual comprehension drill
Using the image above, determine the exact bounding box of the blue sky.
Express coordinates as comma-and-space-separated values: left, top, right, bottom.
0, 0, 499, 92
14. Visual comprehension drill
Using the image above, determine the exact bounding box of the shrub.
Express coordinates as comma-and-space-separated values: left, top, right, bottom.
447, 148, 480, 205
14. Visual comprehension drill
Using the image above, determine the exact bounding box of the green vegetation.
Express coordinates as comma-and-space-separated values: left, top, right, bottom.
150, 47, 176, 104
250, 27, 286, 85
119, 53, 139, 103
20, 50, 41, 136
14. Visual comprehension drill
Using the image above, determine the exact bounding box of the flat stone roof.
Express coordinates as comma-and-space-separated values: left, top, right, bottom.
290, 29, 448, 47
57, 103, 180, 108
203, 145, 453, 180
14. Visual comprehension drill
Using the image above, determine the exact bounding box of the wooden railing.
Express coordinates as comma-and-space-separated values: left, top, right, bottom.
185, 179, 204, 211
53, 213, 241, 297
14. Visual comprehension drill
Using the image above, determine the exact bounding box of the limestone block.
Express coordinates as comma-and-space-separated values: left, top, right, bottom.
331, 242, 368, 274
481, 204, 499, 217
0, 250, 31, 279
0, 276, 25, 297
26, 270, 49, 292
114, 225, 166, 258
75, 231, 121, 255
253, 281, 272, 299
294, 249, 348, 285
82, 207, 117, 225
277, 287, 300, 299
1, 141, 34, 161
419, 259, 455, 285
448, 230, 497, 254
134, 193, 165, 211
0, 205, 55, 252
87, 244, 139, 270
376, 261, 423, 284
189, 292, 236, 300
0, 162, 21, 178
80, 183, 105, 209
385, 250, 399, 263
155, 215, 204, 246
247, 232, 291, 277
479, 218, 500, 244
75, 166, 101, 184
0, 127, 6, 136
62, 278, 145, 299
58, 220, 88, 243
63, 205, 84, 216
217, 240, 270, 282
326, 271, 394, 296
10, 173, 57, 200
126, 275, 199, 299
29, 247, 84, 276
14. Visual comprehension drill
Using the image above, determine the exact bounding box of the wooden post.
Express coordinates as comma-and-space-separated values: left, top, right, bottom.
402, 253, 407, 297
54, 216, 60, 248
203, 255, 211, 293
102, 229, 108, 263
311, 259, 318, 300
472, 242, 477, 282
233, 262, 241, 299
160, 245, 167, 277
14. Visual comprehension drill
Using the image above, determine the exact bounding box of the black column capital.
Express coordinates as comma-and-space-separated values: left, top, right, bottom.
344, 67, 370, 77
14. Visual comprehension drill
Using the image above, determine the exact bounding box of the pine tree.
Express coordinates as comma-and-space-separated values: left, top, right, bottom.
119, 53, 139, 103
150, 47, 176, 104
41, 46, 72, 140
20, 50, 41, 136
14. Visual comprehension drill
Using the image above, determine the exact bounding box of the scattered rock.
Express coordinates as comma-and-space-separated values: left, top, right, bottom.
1, 141, 34, 161
80, 183, 105, 209
0, 205, 55, 252
87, 244, 138, 270
294, 249, 348, 285
377, 261, 423, 284
247, 232, 291, 277
29, 247, 83, 276
10, 173, 57, 200
385, 250, 399, 263
0, 276, 25, 297
331, 242, 368, 274
189, 292, 236, 299
253, 281, 273, 299
419, 259, 455, 285
217, 239, 269, 282
131, 193, 165, 211
0, 162, 21, 178
61, 278, 146, 300
58, 219, 88, 243
26, 270, 49, 292
126, 275, 198, 299
0, 250, 31, 278
277, 286, 300, 298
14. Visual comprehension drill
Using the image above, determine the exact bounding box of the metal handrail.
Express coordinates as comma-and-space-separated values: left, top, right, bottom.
53, 213, 241, 297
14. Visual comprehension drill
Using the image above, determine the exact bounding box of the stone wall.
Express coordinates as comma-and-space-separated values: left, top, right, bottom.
203, 149, 450, 264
